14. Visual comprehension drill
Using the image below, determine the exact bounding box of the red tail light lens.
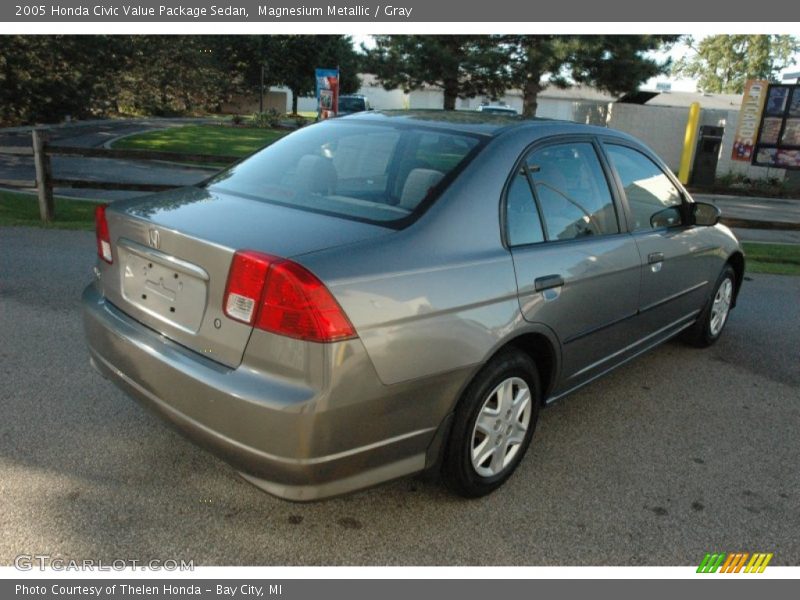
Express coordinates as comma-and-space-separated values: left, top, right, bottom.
223, 250, 356, 343
256, 260, 356, 342
94, 204, 113, 264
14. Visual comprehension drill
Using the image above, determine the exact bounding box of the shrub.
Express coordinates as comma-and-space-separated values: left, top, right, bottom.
251, 109, 282, 129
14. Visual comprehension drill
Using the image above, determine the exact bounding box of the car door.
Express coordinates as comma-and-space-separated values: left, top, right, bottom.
602, 142, 716, 337
505, 137, 642, 395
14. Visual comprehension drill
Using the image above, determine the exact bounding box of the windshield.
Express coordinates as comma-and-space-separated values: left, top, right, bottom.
338, 97, 366, 112
207, 121, 483, 225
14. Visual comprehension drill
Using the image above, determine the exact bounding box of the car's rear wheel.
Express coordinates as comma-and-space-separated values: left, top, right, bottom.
683, 264, 736, 348
442, 350, 541, 498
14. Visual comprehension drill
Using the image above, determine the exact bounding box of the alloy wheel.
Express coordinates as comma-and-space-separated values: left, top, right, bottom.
709, 277, 733, 337
470, 377, 532, 478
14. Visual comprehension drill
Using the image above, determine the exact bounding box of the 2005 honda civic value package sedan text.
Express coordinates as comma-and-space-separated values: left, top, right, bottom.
83, 111, 744, 501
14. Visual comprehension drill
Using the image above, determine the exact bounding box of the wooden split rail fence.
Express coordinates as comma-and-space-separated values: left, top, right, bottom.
0, 128, 239, 222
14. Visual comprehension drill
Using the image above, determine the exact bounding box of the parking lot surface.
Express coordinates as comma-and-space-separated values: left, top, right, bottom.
1, 227, 798, 566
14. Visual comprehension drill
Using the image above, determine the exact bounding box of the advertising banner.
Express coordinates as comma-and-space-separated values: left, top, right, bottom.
752, 83, 800, 169
315, 68, 340, 120
731, 79, 768, 162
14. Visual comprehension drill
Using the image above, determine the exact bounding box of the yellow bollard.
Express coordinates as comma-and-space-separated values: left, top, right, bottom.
678, 102, 701, 185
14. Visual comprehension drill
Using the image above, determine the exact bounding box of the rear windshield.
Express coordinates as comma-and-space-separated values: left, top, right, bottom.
206, 121, 482, 225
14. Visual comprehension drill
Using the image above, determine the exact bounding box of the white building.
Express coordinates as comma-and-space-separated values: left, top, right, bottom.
224, 75, 787, 184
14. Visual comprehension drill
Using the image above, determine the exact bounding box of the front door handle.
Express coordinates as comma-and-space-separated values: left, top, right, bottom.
648, 252, 665, 264
534, 274, 564, 292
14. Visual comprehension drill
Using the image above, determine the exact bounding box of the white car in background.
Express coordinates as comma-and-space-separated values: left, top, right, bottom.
477, 104, 519, 116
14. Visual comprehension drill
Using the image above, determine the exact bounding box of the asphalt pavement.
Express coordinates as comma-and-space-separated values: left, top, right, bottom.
0, 226, 798, 566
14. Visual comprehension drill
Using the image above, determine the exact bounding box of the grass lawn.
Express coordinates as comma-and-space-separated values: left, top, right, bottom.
111, 124, 287, 158
742, 242, 800, 276
0, 190, 101, 230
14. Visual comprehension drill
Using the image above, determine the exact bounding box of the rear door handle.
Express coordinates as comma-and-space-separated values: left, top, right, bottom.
648, 252, 665, 264
534, 274, 564, 292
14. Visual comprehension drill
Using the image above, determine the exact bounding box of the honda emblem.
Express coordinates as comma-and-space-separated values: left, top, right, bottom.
148, 228, 160, 249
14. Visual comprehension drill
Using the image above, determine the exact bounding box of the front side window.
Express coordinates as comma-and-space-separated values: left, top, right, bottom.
605, 144, 683, 232
525, 142, 619, 241
207, 122, 481, 225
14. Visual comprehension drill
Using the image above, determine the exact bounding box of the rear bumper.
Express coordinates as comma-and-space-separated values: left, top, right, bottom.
82, 284, 460, 501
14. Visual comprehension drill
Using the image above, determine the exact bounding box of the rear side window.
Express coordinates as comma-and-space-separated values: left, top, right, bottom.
506, 170, 545, 246
605, 144, 683, 232
526, 142, 619, 240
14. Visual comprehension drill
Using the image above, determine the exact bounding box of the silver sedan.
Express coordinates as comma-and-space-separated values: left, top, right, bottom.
83, 111, 744, 500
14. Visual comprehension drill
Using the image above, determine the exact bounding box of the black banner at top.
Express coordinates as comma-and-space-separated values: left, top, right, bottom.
2, 0, 798, 22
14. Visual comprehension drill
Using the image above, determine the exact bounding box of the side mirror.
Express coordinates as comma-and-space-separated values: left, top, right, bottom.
650, 206, 682, 229
691, 202, 721, 226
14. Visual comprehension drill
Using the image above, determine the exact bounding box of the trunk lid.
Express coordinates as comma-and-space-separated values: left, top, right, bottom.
100, 187, 389, 367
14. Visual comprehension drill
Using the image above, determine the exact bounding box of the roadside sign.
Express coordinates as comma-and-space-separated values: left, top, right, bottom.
731, 79, 768, 162
751, 83, 800, 170
315, 68, 340, 120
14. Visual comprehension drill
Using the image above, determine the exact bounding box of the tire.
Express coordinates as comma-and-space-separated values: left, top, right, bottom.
442, 349, 541, 498
682, 264, 736, 348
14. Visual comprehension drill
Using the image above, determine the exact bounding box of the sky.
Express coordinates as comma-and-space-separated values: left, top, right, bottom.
352, 35, 800, 94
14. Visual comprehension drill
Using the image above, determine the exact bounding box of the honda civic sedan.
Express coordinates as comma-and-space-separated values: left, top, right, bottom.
83, 111, 744, 500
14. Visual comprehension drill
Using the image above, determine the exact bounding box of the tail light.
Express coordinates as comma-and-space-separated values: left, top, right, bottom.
223, 250, 356, 343
94, 204, 113, 264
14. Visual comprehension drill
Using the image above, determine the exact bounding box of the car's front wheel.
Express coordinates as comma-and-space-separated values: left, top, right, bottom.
683, 264, 736, 347
442, 350, 541, 498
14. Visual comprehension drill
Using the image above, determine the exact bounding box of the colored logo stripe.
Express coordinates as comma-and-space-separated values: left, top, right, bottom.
745, 553, 773, 573
720, 553, 749, 573
697, 552, 773, 573
697, 553, 726, 573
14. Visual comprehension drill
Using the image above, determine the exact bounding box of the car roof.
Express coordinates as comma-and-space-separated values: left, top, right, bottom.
340, 109, 621, 139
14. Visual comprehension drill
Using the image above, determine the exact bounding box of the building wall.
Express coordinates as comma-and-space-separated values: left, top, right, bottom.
602, 102, 781, 182
408, 90, 443, 109
606, 103, 688, 171
221, 91, 288, 114
357, 83, 408, 110
537, 99, 610, 125
408, 91, 530, 112
289, 83, 410, 113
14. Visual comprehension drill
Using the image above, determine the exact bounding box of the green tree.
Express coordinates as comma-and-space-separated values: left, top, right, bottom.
673, 35, 800, 93
0, 36, 127, 124
0, 35, 362, 125
266, 35, 362, 114
115, 36, 252, 116
0, 35, 256, 124
499, 35, 678, 117
365, 36, 508, 111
